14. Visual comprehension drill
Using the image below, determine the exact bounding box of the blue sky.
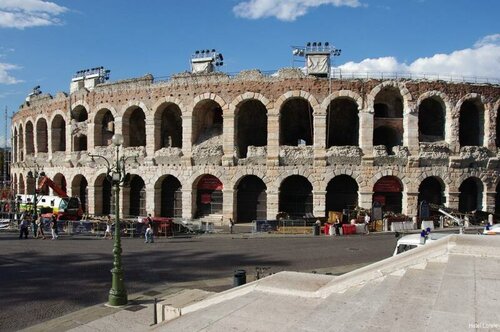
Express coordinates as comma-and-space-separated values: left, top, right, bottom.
0, 0, 499, 145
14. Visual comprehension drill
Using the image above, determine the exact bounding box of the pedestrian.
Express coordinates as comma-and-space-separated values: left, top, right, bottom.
51, 214, 58, 240
334, 217, 342, 236
19, 215, 29, 239
36, 214, 46, 239
364, 214, 371, 235
145, 223, 154, 243
229, 218, 234, 234
146, 213, 152, 226
103, 215, 112, 239
31, 213, 38, 239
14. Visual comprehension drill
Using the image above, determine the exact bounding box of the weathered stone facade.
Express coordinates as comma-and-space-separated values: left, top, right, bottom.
10, 69, 500, 224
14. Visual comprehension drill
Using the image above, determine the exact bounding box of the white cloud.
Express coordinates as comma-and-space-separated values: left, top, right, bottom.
0, 62, 22, 84
337, 34, 500, 79
0, 0, 67, 29
233, 0, 361, 21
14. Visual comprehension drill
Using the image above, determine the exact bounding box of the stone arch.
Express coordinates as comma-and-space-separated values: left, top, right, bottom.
191, 173, 224, 218
370, 170, 410, 190
153, 100, 183, 150
279, 96, 315, 146
71, 174, 88, 213
126, 174, 146, 217
12, 126, 18, 163
455, 93, 485, 147
232, 169, 268, 190
366, 81, 413, 111
71, 100, 91, 118
418, 176, 446, 208
274, 90, 320, 115
153, 174, 183, 218
192, 93, 228, 113
19, 173, 25, 194
233, 95, 268, 158
18, 124, 24, 161
416, 91, 450, 143
459, 176, 484, 212
51, 113, 66, 152
373, 175, 404, 213
35, 117, 48, 153
320, 90, 363, 113
235, 174, 267, 222
93, 106, 116, 147
93, 173, 112, 216
278, 175, 313, 218
24, 119, 35, 156
52, 173, 67, 195
325, 95, 360, 147
71, 102, 89, 152
122, 102, 148, 147
192, 96, 225, 145
325, 175, 359, 214
272, 168, 315, 191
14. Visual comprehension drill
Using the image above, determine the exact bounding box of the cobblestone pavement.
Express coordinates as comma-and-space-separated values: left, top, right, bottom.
0, 231, 397, 331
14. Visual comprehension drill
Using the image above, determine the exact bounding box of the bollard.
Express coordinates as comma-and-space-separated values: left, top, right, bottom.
233, 269, 246, 287
153, 297, 157, 325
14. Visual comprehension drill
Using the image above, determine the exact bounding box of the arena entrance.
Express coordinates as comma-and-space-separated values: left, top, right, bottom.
94, 174, 112, 216
418, 177, 444, 207
195, 175, 223, 218
236, 175, 267, 223
459, 177, 483, 212
159, 175, 182, 218
128, 175, 146, 217
279, 175, 313, 219
71, 175, 88, 213
325, 175, 358, 214
373, 176, 403, 213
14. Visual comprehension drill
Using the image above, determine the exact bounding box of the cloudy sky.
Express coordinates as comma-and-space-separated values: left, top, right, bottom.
0, 0, 499, 144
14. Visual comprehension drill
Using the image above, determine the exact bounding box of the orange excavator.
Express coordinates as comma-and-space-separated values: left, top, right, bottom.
34, 175, 83, 220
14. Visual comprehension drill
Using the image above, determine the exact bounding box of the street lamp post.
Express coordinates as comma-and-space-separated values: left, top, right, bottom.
26, 161, 44, 216
89, 134, 134, 307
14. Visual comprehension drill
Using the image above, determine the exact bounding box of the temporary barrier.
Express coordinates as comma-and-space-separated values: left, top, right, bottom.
342, 224, 356, 235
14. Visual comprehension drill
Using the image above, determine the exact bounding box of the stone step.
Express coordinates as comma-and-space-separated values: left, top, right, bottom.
156, 288, 215, 323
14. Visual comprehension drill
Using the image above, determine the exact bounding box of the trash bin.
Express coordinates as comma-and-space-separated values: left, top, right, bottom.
313, 224, 320, 236
233, 269, 246, 287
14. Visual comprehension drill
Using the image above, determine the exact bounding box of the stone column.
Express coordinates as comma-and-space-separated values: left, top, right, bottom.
145, 182, 155, 216
447, 191, 460, 210
267, 112, 279, 166
181, 115, 193, 166
87, 123, 95, 151
121, 185, 130, 218
222, 114, 235, 166
266, 190, 279, 220
359, 109, 373, 159
87, 184, 96, 216
405, 191, 418, 216
485, 105, 495, 150
313, 190, 326, 218
313, 114, 327, 166
404, 106, 419, 155
181, 188, 193, 220
145, 118, 155, 165
222, 189, 234, 225
485, 191, 496, 213
358, 191, 373, 210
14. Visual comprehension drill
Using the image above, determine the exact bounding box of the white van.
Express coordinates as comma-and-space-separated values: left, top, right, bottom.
393, 233, 453, 256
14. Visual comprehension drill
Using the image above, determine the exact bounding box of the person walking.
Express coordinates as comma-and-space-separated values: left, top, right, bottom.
364, 214, 371, 235
103, 215, 112, 239
19, 215, 29, 239
229, 218, 234, 234
35, 214, 46, 239
50, 214, 58, 240
145, 223, 154, 243
31, 214, 38, 239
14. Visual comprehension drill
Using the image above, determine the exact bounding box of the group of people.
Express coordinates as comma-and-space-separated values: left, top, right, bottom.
19, 213, 59, 240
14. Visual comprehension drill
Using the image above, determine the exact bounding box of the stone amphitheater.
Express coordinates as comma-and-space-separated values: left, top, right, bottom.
9, 67, 500, 225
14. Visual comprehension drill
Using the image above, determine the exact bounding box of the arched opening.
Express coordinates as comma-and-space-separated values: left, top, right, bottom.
373, 126, 400, 155
373, 176, 403, 213
25, 121, 34, 156
280, 98, 313, 146
236, 175, 267, 222
52, 173, 67, 196
459, 99, 484, 147
94, 174, 112, 216
459, 177, 483, 212
13, 128, 17, 163
192, 100, 223, 145
51, 115, 66, 152
159, 175, 182, 218
194, 175, 223, 218
496, 106, 500, 149
72, 175, 88, 213
155, 103, 183, 150
18, 126, 24, 161
279, 175, 313, 218
124, 107, 146, 147
19, 174, 25, 195
326, 175, 358, 214
128, 175, 146, 217
326, 98, 359, 147
26, 174, 35, 195
418, 177, 444, 210
72, 105, 88, 152
236, 100, 268, 158
373, 87, 404, 154
36, 118, 48, 153
419, 97, 445, 142
94, 109, 114, 147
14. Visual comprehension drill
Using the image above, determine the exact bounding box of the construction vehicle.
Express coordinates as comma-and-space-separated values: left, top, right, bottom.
16, 175, 83, 221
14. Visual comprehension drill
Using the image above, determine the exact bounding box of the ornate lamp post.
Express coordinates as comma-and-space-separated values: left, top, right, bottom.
26, 161, 44, 216
89, 134, 134, 307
